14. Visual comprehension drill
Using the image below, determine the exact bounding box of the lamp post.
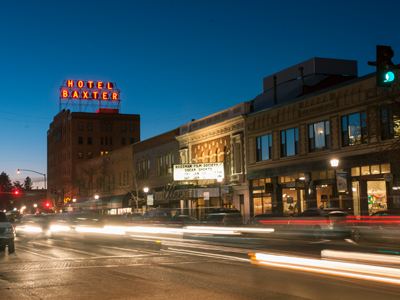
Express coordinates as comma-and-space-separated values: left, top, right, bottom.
143, 187, 149, 213
217, 177, 223, 207
17, 169, 47, 189
330, 159, 339, 208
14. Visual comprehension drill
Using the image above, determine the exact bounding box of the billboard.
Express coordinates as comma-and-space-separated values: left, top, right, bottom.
173, 162, 224, 180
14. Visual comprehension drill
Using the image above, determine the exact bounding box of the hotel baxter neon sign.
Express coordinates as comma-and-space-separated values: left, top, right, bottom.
60, 80, 120, 100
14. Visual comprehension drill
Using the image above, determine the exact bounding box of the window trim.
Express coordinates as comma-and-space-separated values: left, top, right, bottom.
281, 128, 299, 157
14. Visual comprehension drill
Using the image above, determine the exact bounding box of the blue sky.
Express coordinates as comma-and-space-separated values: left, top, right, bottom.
1, 0, 399, 188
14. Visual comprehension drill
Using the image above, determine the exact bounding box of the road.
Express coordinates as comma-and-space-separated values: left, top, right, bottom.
1, 234, 400, 299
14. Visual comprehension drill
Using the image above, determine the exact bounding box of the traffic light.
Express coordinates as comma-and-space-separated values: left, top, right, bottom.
368, 45, 397, 87
14, 190, 20, 195
44, 201, 51, 208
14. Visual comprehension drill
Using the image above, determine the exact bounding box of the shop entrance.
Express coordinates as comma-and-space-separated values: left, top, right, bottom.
367, 180, 387, 214
282, 188, 298, 216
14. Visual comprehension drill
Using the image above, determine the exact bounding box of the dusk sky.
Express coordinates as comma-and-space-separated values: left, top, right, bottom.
1, 0, 399, 188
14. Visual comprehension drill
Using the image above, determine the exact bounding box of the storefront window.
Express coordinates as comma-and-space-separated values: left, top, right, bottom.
316, 185, 333, 208
263, 198, 272, 214
253, 179, 259, 186
311, 172, 319, 181
368, 181, 387, 215
351, 167, 360, 177
371, 165, 380, 174
282, 188, 298, 216
254, 197, 263, 216
259, 178, 265, 186
381, 164, 391, 173
361, 166, 370, 175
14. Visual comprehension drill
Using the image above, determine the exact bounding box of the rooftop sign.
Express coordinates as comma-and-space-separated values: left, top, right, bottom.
60, 80, 120, 100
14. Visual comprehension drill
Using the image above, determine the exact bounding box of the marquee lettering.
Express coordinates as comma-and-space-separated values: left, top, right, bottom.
77, 80, 84, 88
60, 80, 120, 101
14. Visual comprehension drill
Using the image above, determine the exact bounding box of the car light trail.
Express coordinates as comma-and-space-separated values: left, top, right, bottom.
322, 250, 400, 264
76, 226, 125, 235
50, 225, 71, 232
16, 226, 43, 233
249, 252, 400, 285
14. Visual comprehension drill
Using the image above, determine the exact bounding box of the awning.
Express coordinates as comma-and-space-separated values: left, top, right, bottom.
107, 195, 125, 209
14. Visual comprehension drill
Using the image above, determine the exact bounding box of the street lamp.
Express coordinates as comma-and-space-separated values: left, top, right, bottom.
94, 195, 99, 200
72, 198, 76, 203
17, 169, 47, 189
217, 176, 223, 207
330, 159, 340, 208
143, 187, 149, 193
33, 204, 37, 208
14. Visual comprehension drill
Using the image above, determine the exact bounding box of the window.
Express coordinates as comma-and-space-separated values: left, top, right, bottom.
147, 160, 150, 170
105, 124, 108, 131
78, 152, 83, 158
101, 137, 104, 145
309, 121, 330, 152
158, 156, 163, 176
165, 155, 169, 174
87, 137, 92, 145
88, 151, 92, 158
121, 124, 126, 132
381, 106, 400, 140
87, 123, 92, 131
121, 138, 126, 145
78, 122, 83, 130
171, 153, 174, 165
281, 128, 298, 157
78, 137, 83, 144
342, 112, 367, 146
101, 123, 104, 131
109, 124, 113, 131
110, 137, 113, 145
256, 134, 272, 161
101, 151, 104, 155
105, 137, 108, 145
130, 124, 135, 132
130, 138, 135, 144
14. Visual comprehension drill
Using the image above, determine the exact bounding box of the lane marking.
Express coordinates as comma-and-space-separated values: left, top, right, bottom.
27, 241, 102, 257
15, 246, 56, 260
165, 248, 250, 262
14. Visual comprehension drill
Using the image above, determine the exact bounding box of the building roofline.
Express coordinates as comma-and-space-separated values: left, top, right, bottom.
248, 72, 375, 117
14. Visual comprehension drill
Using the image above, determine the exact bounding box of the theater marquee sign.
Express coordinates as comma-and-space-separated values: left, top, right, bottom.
173, 163, 224, 180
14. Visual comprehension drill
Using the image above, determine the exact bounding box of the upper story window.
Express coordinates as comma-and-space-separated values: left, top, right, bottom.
78, 137, 83, 145
87, 123, 92, 131
101, 123, 104, 131
109, 124, 113, 131
121, 138, 126, 145
309, 121, 330, 152
342, 112, 367, 146
130, 124, 135, 132
381, 106, 400, 140
87, 137, 92, 145
256, 134, 272, 161
78, 122, 83, 130
121, 124, 126, 132
281, 128, 298, 157
105, 124, 108, 131
130, 138, 135, 144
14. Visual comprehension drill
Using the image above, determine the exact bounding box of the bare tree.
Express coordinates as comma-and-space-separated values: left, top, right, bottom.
74, 160, 110, 198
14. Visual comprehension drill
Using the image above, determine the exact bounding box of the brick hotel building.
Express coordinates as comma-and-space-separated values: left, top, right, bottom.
47, 108, 140, 205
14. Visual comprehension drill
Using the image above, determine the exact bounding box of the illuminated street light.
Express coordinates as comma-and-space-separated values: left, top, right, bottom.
95, 195, 99, 200
143, 187, 149, 193
330, 159, 339, 167
34, 204, 37, 208
17, 169, 47, 189
73, 198, 77, 202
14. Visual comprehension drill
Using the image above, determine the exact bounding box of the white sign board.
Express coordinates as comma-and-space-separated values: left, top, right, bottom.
147, 195, 154, 206
173, 163, 224, 180
203, 192, 209, 200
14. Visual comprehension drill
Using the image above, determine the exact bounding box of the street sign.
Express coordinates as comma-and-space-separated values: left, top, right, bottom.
204, 192, 210, 200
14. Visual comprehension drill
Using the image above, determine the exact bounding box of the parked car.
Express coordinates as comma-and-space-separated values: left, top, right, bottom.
351, 210, 400, 244
6, 211, 22, 228
200, 208, 243, 226
141, 209, 173, 224
0, 212, 15, 253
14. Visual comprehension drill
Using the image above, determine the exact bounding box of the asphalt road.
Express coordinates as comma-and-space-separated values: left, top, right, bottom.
1, 235, 400, 299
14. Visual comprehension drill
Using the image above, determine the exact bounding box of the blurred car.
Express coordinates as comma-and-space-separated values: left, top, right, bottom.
245, 208, 351, 239
169, 215, 199, 226
16, 214, 54, 239
200, 208, 243, 227
351, 210, 400, 244
0, 212, 15, 253
141, 209, 173, 224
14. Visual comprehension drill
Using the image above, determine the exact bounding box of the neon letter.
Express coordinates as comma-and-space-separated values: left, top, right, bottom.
97, 81, 103, 89
112, 93, 118, 100
62, 90, 69, 98
87, 81, 94, 89
82, 91, 89, 99
107, 82, 113, 90
92, 91, 99, 99
67, 80, 74, 87
77, 80, 84, 88
102, 92, 108, 100
72, 91, 79, 98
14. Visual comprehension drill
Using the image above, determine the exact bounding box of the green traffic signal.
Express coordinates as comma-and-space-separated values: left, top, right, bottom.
384, 71, 395, 83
